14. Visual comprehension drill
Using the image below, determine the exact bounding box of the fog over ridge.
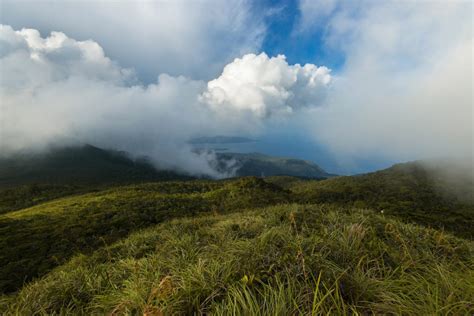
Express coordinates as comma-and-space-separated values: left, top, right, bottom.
0, 25, 332, 177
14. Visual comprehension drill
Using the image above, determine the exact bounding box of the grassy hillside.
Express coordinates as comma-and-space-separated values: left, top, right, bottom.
0, 184, 88, 215
0, 159, 473, 314
0, 178, 288, 293
285, 161, 474, 239
1, 204, 473, 314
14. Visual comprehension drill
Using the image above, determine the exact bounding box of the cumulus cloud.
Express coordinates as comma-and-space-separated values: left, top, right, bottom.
0, 0, 265, 82
0, 25, 331, 177
201, 53, 331, 118
298, 0, 473, 171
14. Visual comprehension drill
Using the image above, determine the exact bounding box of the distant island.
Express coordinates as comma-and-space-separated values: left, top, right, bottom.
189, 136, 256, 144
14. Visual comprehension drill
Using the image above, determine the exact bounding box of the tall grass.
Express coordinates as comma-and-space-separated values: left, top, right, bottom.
2, 204, 472, 315
0, 177, 288, 293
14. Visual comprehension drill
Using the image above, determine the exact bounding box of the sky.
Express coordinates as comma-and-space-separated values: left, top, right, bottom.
0, 0, 472, 176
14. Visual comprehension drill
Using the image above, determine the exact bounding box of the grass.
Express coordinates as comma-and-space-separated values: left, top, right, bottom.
284, 162, 474, 239
0, 184, 93, 215
1, 204, 473, 314
0, 178, 288, 293
1, 160, 473, 314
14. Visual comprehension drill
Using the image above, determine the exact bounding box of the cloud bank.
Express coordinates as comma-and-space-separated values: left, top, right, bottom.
1, 0, 471, 176
0, 25, 331, 177
0, 0, 265, 82
298, 0, 473, 171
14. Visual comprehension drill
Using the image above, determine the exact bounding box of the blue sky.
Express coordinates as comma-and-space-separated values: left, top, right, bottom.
260, 0, 345, 72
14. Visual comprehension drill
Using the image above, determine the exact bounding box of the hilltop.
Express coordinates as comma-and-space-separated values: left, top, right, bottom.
286, 160, 474, 239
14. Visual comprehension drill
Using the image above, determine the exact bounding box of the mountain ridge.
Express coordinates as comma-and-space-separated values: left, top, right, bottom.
215, 152, 335, 179
0, 144, 190, 187
0, 145, 334, 187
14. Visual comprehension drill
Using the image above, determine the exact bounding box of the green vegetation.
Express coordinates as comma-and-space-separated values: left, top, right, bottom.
0, 155, 473, 314
0, 178, 287, 293
286, 162, 474, 239
0, 184, 88, 215
1, 205, 473, 314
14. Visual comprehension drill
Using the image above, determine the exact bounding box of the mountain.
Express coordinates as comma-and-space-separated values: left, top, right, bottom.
215, 152, 335, 178
0, 145, 191, 213
0, 145, 332, 213
0, 145, 333, 187
0, 144, 189, 188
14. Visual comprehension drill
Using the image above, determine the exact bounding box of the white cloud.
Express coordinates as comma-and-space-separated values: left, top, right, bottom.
0, 25, 221, 177
2, 0, 470, 176
0, 25, 331, 177
298, 0, 473, 168
0, 0, 265, 82
201, 53, 331, 118
0, 25, 133, 88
